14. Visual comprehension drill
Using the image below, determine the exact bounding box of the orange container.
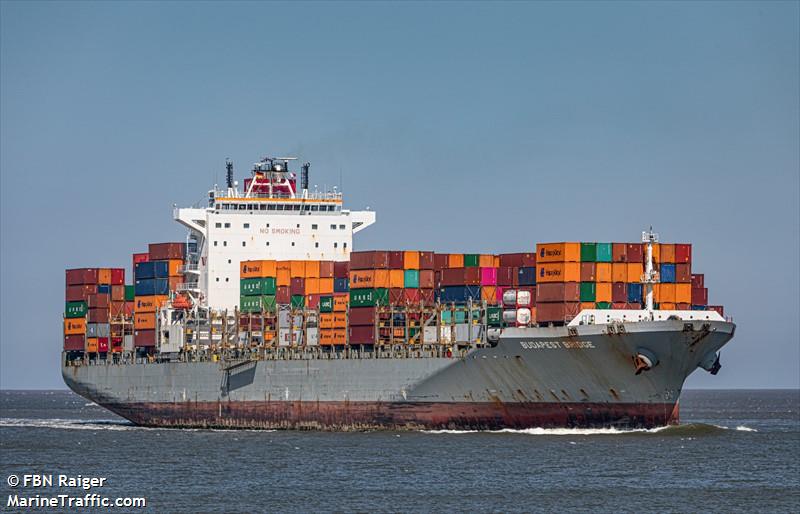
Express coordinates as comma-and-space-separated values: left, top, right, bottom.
241, 260, 262, 278
537, 262, 580, 283
596, 283, 612, 303
64, 318, 86, 335
651, 243, 661, 263
318, 278, 334, 295
596, 263, 612, 282
134, 295, 168, 313
536, 243, 581, 263
305, 278, 320, 295
167, 259, 183, 277
320, 329, 334, 345
333, 313, 347, 328
290, 260, 306, 278
305, 260, 320, 278
86, 337, 99, 353
479, 254, 494, 267
660, 302, 676, 310
403, 251, 420, 270
611, 263, 627, 283
168, 277, 182, 292
675, 283, 692, 304
333, 295, 348, 312
134, 312, 156, 330
98, 268, 112, 285
350, 270, 375, 289
319, 261, 334, 278
493, 256, 500, 268
320, 313, 334, 329
626, 263, 643, 283
333, 328, 347, 344
263, 331, 276, 342
580, 302, 596, 310
448, 254, 464, 268
276, 269, 291, 287
389, 270, 405, 288
660, 244, 675, 264
660, 283, 676, 303
277, 260, 291, 272
481, 286, 497, 304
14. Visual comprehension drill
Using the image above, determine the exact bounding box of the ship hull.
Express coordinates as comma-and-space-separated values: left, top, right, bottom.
62, 319, 734, 430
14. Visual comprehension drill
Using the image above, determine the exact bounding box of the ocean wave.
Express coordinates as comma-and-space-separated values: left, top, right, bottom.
424, 423, 756, 436
0, 418, 137, 431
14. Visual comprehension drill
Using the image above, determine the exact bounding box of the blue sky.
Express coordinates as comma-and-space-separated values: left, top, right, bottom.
1, 1, 798, 389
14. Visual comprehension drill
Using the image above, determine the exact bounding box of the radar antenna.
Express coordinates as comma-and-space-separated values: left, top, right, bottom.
641, 226, 660, 316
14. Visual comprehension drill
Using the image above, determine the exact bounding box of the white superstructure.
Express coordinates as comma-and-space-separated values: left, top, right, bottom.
174, 156, 375, 311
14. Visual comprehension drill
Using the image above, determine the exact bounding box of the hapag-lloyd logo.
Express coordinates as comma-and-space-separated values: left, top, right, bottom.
242, 264, 261, 274
539, 266, 562, 278
540, 247, 563, 259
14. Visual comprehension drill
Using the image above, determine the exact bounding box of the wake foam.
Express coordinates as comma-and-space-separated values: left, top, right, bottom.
0, 418, 136, 431
424, 423, 757, 436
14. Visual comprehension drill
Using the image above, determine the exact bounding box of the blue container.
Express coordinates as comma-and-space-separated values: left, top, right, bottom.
660, 264, 676, 283
97, 285, 110, 294
135, 278, 169, 296
691, 305, 706, 310
517, 267, 536, 286
437, 285, 481, 304
627, 283, 643, 303
334, 278, 349, 293
135, 262, 156, 280
153, 260, 169, 279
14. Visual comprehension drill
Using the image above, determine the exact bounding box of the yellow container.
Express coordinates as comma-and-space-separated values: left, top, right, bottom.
448, 254, 464, 268
611, 263, 627, 283
481, 286, 497, 305
675, 283, 692, 304
596, 282, 612, 303
537, 262, 580, 283
403, 251, 420, 270
626, 263, 643, 283
595, 263, 612, 282
276, 268, 291, 287
536, 243, 581, 263
64, 318, 86, 335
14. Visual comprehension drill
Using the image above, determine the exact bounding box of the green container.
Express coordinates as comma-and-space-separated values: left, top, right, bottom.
409, 327, 420, 339
486, 306, 503, 327
262, 295, 277, 312
580, 242, 597, 262
596, 302, 612, 310
463, 254, 480, 267
65, 301, 87, 319
240, 277, 277, 296
595, 243, 613, 262
319, 296, 334, 313
240, 295, 262, 313
441, 311, 452, 324
403, 269, 419, 289
349, 288, 389, 307
291, 295, 305, 309
580, 282, 596, 302
124, 285, 135, 301
454, 310, 467, 323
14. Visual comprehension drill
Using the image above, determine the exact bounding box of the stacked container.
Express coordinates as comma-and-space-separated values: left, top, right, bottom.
65, 268, 126, 354
535, 243, 582, 324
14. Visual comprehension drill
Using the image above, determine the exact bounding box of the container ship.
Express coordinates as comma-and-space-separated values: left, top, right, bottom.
61, 155, 735, 430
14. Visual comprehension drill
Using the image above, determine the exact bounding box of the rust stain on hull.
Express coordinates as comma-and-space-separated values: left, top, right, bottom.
106, 400, 679, 431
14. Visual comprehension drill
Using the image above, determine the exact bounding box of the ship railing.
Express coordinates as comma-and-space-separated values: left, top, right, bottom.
180, 263, 199, 273
176, 282, 199, 292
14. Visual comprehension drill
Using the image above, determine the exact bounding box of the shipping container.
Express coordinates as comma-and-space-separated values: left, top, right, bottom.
595, 243, 612, 262
675, 263, 691, 283
448, 254, 464, 268
133, 329, 156, 347
627, 283, 643, 304
63, 334, 85, 351
64, 318, 86, 335
418, 270, 435, 289
612, 283, 627, 303
124, 285, 135, 301
290, 277, 305, 296
675, 284, 692, 304
87, 308, 109, 323
691, 287, 708, 306
350, 251, 389, 270
536, 282, 580, 303
349, 325, 376, 344
580, 263, 596, 282
290, 295, 305, 309
65, 268, 99, 286
389, 288, 404, 305
134, 261, 169, 280
349, 306, 377, 326
496, 267, 516, 287
110, 285, 125, 302
660, 263, 676, 283
403, 269, 420, 288
596, 282, 612, 303
579, 282, 596, 302
596, 263, 612, 282
440, 267, 481, 287
349, 288, 389, 307
65, 301, 88, 319
241, 277, 277, 296
517, 267, 536, 286
148, 242, 185, 261
65, 284, 97, 302
626, 263, 643, 283
333, 278, 349, 293
135, 278, 169, 296
133, 295, 168, 313
498, 253, 536, 268
611, 263, 627, 283
333, 295, 348, 312
612, 243, 627, 263
537, 243, 580, 263
134, 312, 156, 330
86, 338, 99, 353
626, 243, 643, 262
276, 286, 291, 304
537, 262, 580, 283
463, 254, 479, 267
480, 286, 497, 305
438, 285, 482, 304
536, 302, 581, 323
675, 244, 692, 263
419, 251, 435, 270
580, 243, 597, 262
334, 261, 350, 278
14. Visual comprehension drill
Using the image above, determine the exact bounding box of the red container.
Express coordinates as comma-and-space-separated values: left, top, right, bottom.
110, 301, 125, 318
626, 243, 643, 263
87, 308, 109, 323
403, 288, 421, 304
708, 305, 724, 317
389, 288, 404, 305
419, 270, 435, 289
580, 263, 596, 282
110, 285, 125, 301
87, 294, 109, 309
276, 286, 291, 304
110, 268, 125, 285
676, 303, 691, 310
132, 252, 149, 265
498, 253, 536, 267
536, 302, 581, 323
419, 251, 435, 270
675, 263, 691, 283
536, 283, 580, 303
290, 277, 305, 296
691, 274, 704, 288
65, 268, 99, 286
497, 267, 516, 287
110, 337, 124, 351
124, 302, 134, 317
612, 243, 627, 262
440, 267, 481, 286
674, 244, 692, 264
433, 254, 449, 270
134, 329, 156, 347
388, 251, 404, 269
349, 325, 376, 344
419, 288, 435, 305
612, 283, 627, 303
319, 261, 334, 278
612, 302, 628, 310
148, 242, 185, 261
349, 251, 389, 270
97, 337, 109, 353
691, 287, 708, 306
334, 261, 350, 279
63, 334, 84, 351
66, 285, 97, 302
306, 294, 321, 310
349, 307, 377, 326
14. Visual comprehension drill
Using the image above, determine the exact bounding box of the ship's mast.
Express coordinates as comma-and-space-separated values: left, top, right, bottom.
641, 227, 660, 317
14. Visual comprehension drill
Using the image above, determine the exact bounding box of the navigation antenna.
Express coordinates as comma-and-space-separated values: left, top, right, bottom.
301, 162, 310, 191
225, 159, 234, 193
641, 227, 660, 317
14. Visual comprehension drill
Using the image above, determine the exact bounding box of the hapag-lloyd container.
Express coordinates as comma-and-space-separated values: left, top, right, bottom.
537, 262, 580, 283
537, 243, 580, 263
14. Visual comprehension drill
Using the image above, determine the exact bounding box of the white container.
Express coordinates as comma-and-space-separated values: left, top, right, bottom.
516, 290, 531, 307
516, 308, 532, 325
123, 335, 134, 352
306, 327, 319, 346
423, 326, 437, 344
502, 289, 518, 306
503, 309, 518, 323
